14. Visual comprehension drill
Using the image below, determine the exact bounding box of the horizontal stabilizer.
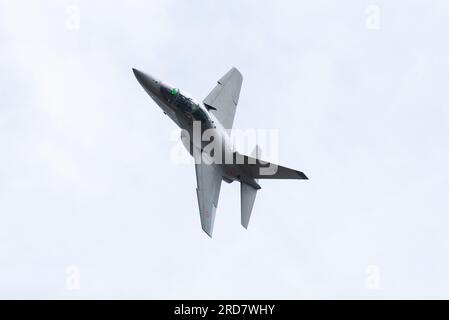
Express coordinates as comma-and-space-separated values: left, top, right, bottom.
235, 152, 308, 180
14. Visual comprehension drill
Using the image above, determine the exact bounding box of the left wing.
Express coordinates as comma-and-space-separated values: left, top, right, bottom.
194, 154, 223, 237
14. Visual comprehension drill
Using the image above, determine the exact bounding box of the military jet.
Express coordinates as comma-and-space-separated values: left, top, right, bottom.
133, 67, 307, 237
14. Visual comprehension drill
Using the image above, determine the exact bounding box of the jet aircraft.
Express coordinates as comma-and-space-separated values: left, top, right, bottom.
133, 67, 308, 237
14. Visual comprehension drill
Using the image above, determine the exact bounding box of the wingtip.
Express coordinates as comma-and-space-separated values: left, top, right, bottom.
230, 66, 243, 79
201, 223, 213, 238
296, 170, 309, 180
203, 229, 213, 238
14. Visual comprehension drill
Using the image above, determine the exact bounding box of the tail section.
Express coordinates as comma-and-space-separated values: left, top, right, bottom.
241, 182, 258, 229
240, 145, 260, 229
235, 151, 308, 180
238, 145, 307, 229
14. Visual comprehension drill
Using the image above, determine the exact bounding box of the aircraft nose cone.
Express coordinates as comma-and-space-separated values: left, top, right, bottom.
132, 68, 148, 83
132, 68, 160, 96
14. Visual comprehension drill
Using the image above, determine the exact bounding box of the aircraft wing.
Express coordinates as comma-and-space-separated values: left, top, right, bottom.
203, 67, 243, 129
194, 155, 223, 237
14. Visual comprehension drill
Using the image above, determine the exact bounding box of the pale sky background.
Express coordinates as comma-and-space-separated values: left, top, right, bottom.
1, 0, 449, 299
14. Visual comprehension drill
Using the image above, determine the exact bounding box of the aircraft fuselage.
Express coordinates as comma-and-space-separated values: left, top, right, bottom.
132, 68, 247, 185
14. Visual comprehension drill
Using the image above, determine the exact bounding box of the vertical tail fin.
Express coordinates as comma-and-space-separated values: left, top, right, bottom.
240, 145, 261, 229
241, 182, 258, 229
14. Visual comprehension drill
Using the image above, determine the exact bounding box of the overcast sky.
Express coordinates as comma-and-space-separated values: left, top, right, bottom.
1, 0, 449, 299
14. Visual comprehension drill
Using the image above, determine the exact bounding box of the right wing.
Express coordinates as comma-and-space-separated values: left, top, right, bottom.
203, 67, 243, 129
194, 152, 223, 237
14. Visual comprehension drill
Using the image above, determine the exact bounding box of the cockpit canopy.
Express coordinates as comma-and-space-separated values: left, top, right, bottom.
159, 85, 206, 120
160, 84, 179, 103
